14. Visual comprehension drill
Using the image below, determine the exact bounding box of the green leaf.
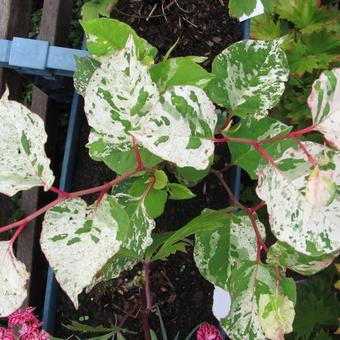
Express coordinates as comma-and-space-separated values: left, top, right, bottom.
153, 209, 230, 261
62, 321, 120, 333
153, 170, 168, 190
0, 242, 29, 317
194, 213, 266, 290
251, 13, 282, 41
274, 0, 333, 33
267, 241, 337, 276
150, 56, 214, 92
206, 40, 289, 119
256, 142, 340, 256
0, 89, 55, 196
228, 0, 257, 19
227, 117, 294, 179
81, 0, 118, 21
221, 261, 296, 340
82, 18, 157, 59
40, 195, 129, 308
170, 164, 211, 187
308, 68, 340, 150
167, 183, 196, 200
258, 294, 295, 339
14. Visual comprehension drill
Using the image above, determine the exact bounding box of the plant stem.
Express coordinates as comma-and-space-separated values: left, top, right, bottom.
211, 170, 268, 254
291, 136, 318, 167
143, 260, 152, 340
0, 168, 142, 235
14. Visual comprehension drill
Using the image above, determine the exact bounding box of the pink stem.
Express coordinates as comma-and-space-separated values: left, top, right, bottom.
49, 186, 70, 198
249, 201, 266, 214
132, 137, 144, 170
291, 136, 318, 168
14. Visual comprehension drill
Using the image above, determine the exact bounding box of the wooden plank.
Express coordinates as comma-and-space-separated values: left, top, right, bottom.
16, 0, 73, 309
0, 0, 34, 239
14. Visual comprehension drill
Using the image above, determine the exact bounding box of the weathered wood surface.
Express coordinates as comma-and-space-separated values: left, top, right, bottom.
12, 0, 73, 309
0, 0, 34, 240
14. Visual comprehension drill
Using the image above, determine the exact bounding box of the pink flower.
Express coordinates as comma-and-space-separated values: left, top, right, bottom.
0, 327, 15, 340
196, 322, 223, 340
8, 307, 39, 327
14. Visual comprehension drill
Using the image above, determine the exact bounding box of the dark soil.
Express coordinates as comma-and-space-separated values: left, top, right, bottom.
54, 0, 241, 338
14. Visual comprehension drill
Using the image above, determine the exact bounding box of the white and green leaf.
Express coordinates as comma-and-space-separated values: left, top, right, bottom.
206, 40, 289, 119
0, 90, 55, 196
221, 261, 295, 340
259, 294, 295, 340
132, 85, 216, 170
87, 193, 156, 289
193, 213, 265, 290
84, 35, 159, 153
0, 241, 29, 317
267, 241, 337, 276
256, 142, 340, 256
308, 68, 340, 150
41, 195, 129, 308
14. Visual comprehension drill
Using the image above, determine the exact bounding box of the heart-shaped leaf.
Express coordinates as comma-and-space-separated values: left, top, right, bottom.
256, 142, 340, 256
40, 195, 129, 308
206, 40, 289, 119
0, 90, 55, 196
308, 68, 340, 149
83, 36, 217, 170
0, 241, 29, 317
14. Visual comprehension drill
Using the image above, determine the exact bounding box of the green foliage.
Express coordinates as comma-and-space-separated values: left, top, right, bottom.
228, 0, 258, 19
81, 0, 118, 21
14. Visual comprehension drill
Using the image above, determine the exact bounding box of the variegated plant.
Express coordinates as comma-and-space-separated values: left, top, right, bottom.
0, 17, 339, 340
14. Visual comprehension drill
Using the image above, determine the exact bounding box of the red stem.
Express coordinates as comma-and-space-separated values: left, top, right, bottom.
291, 136, 318, 168
49, 186, 70, 198
252, 143, 277, 167
0, 168, 142, 235
132, 137, 144, 170
248, 210, 269, 253
249, 201, 266, 214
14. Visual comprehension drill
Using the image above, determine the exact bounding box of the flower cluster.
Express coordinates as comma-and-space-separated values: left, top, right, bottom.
196, 322, 223, 340
0, 307, 49, 339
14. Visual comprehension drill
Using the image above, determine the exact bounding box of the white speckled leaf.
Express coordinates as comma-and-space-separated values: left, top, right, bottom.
0, 90, 55, 196
132, 85, 216, 170
207, 40, 289, 119
259, 294, 295, 340
87, 194, 155, 289
194, 213, 265, 290
308, 68, 340, 149
221, 261, 295, 340
267, 241, 337, 276
0, 241, 29, 317
256, 142, 340, 256
40, 195, 129, 308
84, 35, 159, 153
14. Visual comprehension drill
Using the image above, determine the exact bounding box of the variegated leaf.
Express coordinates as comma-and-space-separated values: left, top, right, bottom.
256, 142, 340, 256
40, 195, 129, 308
308, 68, 340, 149
194, 213, 265, 290
84, 35, 159, 153
132, 85, 216, 170
0, 90, 55, 196
267, 241, 337, 276
221, 261, 296, 340
87, 193, 155, 290
83, 36, 216, 170
207, 40, 289, 119
259, 294, 295, 340
0, 241, 29, 317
